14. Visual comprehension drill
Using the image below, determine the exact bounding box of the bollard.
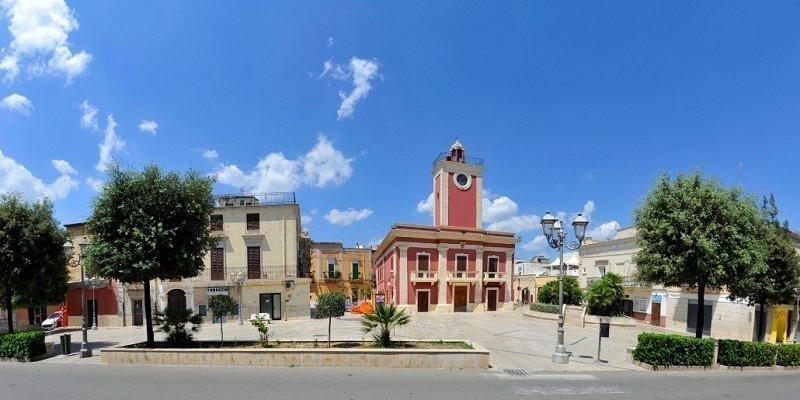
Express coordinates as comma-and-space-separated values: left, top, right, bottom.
60, 334, 72, 355
597, 318, 610, 363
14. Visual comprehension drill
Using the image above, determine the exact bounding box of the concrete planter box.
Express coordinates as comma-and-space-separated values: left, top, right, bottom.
100, 340, 489, 369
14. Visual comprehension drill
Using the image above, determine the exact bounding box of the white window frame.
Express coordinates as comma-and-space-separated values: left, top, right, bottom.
417, 252, 431, 271
415, 288, 431, 311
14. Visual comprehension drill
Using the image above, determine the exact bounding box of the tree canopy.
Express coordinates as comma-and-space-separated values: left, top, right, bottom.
208, 294, 237, 344
85, 164, 216, 345
0, 194, 69, 333
633, 171, 766, 338
586, 273, 625, 317
536, 276, 582, 306
727, 194, 800, 340
316, 291, 346, 347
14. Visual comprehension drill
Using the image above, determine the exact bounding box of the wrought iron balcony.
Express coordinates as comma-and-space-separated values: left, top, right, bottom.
323, 271, 343, 281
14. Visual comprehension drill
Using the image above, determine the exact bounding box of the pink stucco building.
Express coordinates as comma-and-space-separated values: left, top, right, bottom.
373, 141, 518, 313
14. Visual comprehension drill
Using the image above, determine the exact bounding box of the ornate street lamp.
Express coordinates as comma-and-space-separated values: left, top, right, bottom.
540, 211, 589, 364
63, 238, 92, 358
230, 271, 245, 325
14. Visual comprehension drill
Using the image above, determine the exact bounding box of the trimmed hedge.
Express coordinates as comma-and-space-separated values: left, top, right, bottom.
717, 339, 776, 367
632, 333, 715, 367
0, 330, 46, 360
776, 344, 800, 367
529, 302, 559, 314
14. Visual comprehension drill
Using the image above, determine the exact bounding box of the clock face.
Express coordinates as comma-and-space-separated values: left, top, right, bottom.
454, 173, 471, 189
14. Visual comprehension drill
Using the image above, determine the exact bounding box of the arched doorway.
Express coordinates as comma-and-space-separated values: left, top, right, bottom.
167, 289, 187, 311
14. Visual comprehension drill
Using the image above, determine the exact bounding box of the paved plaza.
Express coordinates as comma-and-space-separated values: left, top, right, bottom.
40, 307, 668, 371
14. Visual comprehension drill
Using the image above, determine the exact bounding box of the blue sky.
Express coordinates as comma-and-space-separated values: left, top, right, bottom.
1, 1, 799, 260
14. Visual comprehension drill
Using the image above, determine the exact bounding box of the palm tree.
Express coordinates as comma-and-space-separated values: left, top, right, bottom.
361, 303, 410, 347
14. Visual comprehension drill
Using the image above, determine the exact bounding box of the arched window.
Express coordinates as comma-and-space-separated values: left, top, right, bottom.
167, 289, 187, 311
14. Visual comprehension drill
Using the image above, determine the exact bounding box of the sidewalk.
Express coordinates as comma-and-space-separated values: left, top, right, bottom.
40, 307, 659, 371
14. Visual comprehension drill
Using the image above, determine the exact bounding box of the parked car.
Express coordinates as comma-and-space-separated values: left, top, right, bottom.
41, 311, 63, 331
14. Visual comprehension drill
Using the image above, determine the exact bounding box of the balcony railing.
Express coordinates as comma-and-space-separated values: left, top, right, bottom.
182, 265, 296, 282
410, 270, 437, 283
350, 272, 365, 281
482, 271, 506, 282
323, 271, 342, 281
447, 270, 478, 283
432, 152, 484, 167
215, 192, 296, 207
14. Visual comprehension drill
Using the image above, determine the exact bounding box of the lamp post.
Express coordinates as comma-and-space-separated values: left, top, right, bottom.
540, 211, 589, 364
230, 271, 245, 325
91, 279, 98, 330
63, 239, 92, 358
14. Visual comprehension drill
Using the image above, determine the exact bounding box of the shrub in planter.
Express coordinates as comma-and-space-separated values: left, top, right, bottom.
529, 303, 559, 314
717, 339, 777, 367
0, 330, 46, 360
632, 333, 714, 367
776, 344, 800, 367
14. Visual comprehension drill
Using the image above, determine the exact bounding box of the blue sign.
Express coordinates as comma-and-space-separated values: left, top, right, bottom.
651, 294, 663, 303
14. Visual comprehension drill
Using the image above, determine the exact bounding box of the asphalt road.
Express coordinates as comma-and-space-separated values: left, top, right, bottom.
1, 362, 796, 400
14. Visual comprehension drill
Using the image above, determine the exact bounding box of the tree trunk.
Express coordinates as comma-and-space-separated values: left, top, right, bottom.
757, 303, 766, 342
695, 282, 705, 339
328, 317, 332, 347
143, 279, 154, 347
220, 319, 224, 345
4, 290, 13, 334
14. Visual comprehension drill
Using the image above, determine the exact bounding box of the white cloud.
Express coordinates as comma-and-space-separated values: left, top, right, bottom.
327, 37, 334, 47
0, 151, 78, 200
77, 100, 98, 131
301, 134, 353, 187
1, 93, 33, 115
521, 235, 548, 252
0, 0, 92, 83
482, 196, 519, 224
85, 177, 103, 192
214, 134, 353, 193
301, 214, 313, 226
487, 214, 541, 233
325, 208, 373, 226
416, 192, 434, 213
337, 58, 380, 120
95, 115, 125, 172
137, 120, 158, 135
319, 57, 381, 119
51, 159, 76, 175
201, 149, 218, 161
586, 221, 621, 241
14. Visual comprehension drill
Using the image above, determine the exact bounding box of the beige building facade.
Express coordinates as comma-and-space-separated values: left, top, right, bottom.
158, 193, 311, 321
310, 242, 373, 307
580, 226, 800, 342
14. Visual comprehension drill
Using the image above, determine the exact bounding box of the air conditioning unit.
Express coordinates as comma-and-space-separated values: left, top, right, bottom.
284, 280, 295, 289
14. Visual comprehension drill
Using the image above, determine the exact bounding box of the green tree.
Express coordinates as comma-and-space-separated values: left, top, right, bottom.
153, 309, 204, 348
316, 291, 346, 347
633, 172, 766, 338
297, 235, 311, 278
536, 276, 583, 306
207, 294, 237, 345
85, 165, 216, 346
586, 273, 625, 316
249, 316, 272, 348
0, 194, 69, 333
361, 303, 411, 348
727, 194, 800, 341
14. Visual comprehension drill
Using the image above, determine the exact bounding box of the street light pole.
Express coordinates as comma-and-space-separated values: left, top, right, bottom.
540, 211, 588, 364
63, 239, 93, 358
91, 279, 97, 330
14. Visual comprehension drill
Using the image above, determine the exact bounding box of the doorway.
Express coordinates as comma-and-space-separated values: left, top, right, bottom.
651, 302, 661, 326
453, 286, 467, 312
85, 299, 98, 328
487, 288, 498, 311
259, 293, 282, 320
132, 300, 144, 326
772, 308, 788, 343
416, 290, 429, 312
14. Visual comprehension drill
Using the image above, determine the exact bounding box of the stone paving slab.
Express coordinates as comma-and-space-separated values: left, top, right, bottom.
39, 307, 667, 371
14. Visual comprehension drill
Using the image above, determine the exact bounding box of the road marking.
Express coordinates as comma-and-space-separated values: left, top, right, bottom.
514, 386, 630, 395
491, 372, 601, 381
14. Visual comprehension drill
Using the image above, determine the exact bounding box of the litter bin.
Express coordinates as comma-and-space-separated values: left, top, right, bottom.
60, 334, 71, 355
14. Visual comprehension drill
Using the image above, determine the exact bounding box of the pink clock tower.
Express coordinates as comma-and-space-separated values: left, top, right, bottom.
432, 140, 484, 229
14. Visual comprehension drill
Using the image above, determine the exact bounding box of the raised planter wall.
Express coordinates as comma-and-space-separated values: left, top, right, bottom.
100, 341, 489, 369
